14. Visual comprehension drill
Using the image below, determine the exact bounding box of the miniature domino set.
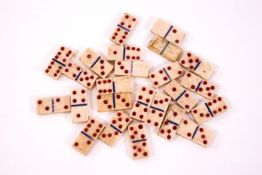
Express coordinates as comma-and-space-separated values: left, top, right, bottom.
36, 13, 229, 159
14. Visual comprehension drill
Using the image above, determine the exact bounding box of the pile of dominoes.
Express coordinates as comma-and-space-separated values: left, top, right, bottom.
36, 13, 229, 159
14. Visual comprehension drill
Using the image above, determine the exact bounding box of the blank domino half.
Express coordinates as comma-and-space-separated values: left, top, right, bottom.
114, 60, 149, 77
147, 35, 182, 62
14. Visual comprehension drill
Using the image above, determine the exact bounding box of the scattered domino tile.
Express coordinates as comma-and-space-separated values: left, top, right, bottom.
115, 60, 149, 77
110, 13, 137, 45
177, 118, 216, 148
151, 18, 185, 46
71, 88, 89, 123
130, 86, 156, 122
73, 117, 105, 155
147, 35, 182, 62
97, 92, 132, 112
149, 61, 185, 88
96, 77, 132, 94
164, 80, 198, 112
36, 95, 71, 115
145, 91, 171, 129
179, 51, 214, 79
96, 77, 132, 112
62, 62, 98, 89
80, 48, 113, 78
45, 46, 75, 80
128, 123, 150, 159
108, 44, 141, 61
191, 96, 228, 124
157, 104, 186, 140
179, 71, 216, 99
99, 111, 133, 146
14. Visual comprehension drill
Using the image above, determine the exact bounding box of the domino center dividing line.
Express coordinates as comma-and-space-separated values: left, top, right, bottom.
112, 81, 116, 93
137, 101, 149, 107
71, 103, 88, 107
52, 58, 66, 67
175, 90, 186, 102
122, 45, 126, 60
163, 25, 173, 39
75, 71, 83, 81
167, 120, 179, 126
117, 24, 130, 32
51, 98, 55, 112
130, 61, 134, 75
163, 68, 172, 81
90, 56, 101, 68
192, 126, 199, 140
195, 81, 202, 92
160, 41, 170, 55
132, 138, 147, 143
81, 131, 94, 141
110, 124, 123, 134
194, 61, 201, 70
149, 105, 165, 112
110, 81, 117, 109
205, 103, 214, 117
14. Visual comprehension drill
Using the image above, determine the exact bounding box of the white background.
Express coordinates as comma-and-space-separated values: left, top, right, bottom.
0, 0, 262, 174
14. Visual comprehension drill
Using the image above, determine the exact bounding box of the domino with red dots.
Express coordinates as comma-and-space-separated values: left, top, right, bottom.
73, 117, 105, 155
145, 92, 171, 129
147, 35, 182, 62
177, 118, 215, 147
110, 13, 137, 45
99, 111, 133, 146
108, 44, 141, 61
96, 77, 132, 94
151, 18, 185, 46
45, 46, 75, 80
115, 60, 149, 77
191, 96, 228, 124
71, 88, 89, 123
130, 86, 156, 122
97, 93, 132, 112
62, 62, 98, 89
179, 52, 214, 79
164, 80, 198, 112
149, 61, 185, 88
96, 77, 132, 112
157, 104, 186, 140
36, 96, 71, 115
128, 123, 150, 159
80, 48, 113, 78
179, 71, 216, 99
